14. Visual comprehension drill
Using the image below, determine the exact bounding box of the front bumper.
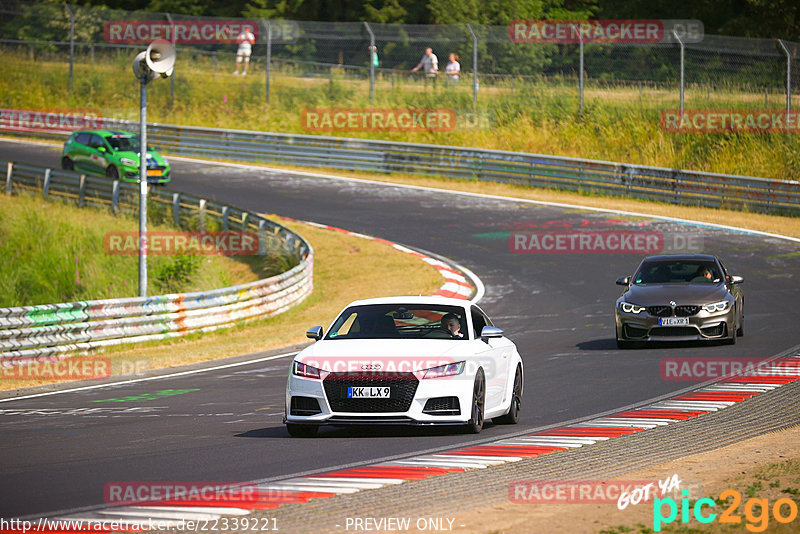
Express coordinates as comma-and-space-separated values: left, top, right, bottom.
284, 372, 474, 426
616, 306, 735, 342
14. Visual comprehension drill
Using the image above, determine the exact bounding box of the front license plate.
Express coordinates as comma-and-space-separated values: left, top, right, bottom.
147, 169, 162, 176
659, 317, 689, 326
347, 386, 391, 398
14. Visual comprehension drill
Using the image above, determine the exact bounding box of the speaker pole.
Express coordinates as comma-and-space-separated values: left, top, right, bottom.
138, 73, 148, 298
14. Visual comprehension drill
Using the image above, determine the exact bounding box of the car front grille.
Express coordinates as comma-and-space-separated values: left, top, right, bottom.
323, 372, 419, 413
649, 327, 698, 337
647, 306, 672, 317
675, 305, 700, 317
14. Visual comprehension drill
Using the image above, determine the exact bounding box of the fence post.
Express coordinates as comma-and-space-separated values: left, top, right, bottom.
364, 21, 375, 104
66, 4, 74, 93
467, 24, 478, 107
573, 24, 584, 115
262, 18, 272, 104
172, 192, 181, 226
5, 162, 13, 194
673, 30, 685, 114
166, 13, 176, 108
778, 39, 791, 113
42, 168, 51, 199
111, 180, 120, 215
241, 211, 249, 230
78, 174, 86, 207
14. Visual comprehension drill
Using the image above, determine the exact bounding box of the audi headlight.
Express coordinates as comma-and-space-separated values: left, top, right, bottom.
293, 361, 321, 379
620, 302, 646, 314
702, 301, 730, 313
119, 157, 137, 167
422, 361, 465, 379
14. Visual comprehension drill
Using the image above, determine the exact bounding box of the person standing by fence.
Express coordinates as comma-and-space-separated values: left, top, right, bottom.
445, 53, 460, 84
233, 25, 255, 75
411, 47, 439, 86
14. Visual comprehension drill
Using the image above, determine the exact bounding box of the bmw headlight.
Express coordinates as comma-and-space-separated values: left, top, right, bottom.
422, 361, 465, 379
292, 361, 321, 379
619, 302, 646, 314
161, 157, 169, 166
120, 157, 137, 167
702, 301, 730, 313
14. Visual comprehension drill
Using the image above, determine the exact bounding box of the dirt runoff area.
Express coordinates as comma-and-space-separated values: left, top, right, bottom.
427, 426, 800, 534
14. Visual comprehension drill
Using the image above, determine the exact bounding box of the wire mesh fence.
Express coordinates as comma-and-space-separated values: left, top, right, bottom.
0, 0, 798, 112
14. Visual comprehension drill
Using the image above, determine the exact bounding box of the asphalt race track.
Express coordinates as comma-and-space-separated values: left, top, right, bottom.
1, 140, 799, 519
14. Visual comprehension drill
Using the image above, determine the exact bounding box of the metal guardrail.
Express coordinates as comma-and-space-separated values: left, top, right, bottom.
55, 119, 797, 216
0, 160, 313, 366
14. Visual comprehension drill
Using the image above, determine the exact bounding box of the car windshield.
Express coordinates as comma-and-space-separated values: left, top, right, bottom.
633, 260, 722, 284
107, 136, 141, 152
325, 304, 469, 340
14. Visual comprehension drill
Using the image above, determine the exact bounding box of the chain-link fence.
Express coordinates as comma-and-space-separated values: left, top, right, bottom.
1, 0, 798, 113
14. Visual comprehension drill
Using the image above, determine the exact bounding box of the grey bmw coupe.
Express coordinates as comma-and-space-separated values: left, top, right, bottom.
615, 254, 744, 348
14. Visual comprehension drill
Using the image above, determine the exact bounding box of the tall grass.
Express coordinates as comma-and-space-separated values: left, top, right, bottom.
0, 193, 259, 307
1, 50, 799, 179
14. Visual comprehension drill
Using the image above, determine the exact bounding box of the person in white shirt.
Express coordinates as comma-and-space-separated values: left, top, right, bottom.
411, 47, 439, 85
233, 26, 255, 75
445, 53, 460, 84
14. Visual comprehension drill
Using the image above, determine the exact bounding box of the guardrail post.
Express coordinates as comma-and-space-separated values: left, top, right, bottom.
172, 192, 181, 227
198, 198, 206, 231
241, 211, 250, 230
111, 180, 120, 215
673, 30, 685, 114
5, 162, 13, 194
258, 219, 267, 256
78, 174, 86, 207
221, 206, 229, 231
778, 39, 791, 114
42, 168, 51, 199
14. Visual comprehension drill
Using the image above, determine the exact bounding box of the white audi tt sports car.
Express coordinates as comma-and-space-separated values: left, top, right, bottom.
284, 296, 524, 437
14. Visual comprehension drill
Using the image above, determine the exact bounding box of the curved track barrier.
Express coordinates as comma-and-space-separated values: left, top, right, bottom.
12, 120, 800, 215
0, 161, 313, 366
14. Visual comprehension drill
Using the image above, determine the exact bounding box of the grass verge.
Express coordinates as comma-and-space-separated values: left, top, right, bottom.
0, 218, 445, 391
0, 192, 260, 307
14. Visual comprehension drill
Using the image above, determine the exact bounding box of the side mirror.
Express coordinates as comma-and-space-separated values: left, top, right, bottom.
480, 326, 504, 342
616, 276, 630, 286
306, 326, 323, 341
97, 146, 106, 153
729, 275, 744, 284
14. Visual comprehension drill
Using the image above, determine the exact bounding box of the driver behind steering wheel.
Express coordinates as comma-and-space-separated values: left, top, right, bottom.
440, 313, 464, 339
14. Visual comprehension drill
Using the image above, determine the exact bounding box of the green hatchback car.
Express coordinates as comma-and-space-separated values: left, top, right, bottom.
61, 130, 171, 184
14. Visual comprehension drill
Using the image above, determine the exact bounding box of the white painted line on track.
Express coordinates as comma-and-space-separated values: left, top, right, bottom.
0, 351, 297, 403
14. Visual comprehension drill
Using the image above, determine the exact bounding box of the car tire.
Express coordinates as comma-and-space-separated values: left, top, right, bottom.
286, 423, 318, 438
493, 365, 522, 425
736, 311, 744, 337
464, 369, 485, 434
723, 323, 737, 345
61, 157, 73, 171
105, 165, 119, 179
